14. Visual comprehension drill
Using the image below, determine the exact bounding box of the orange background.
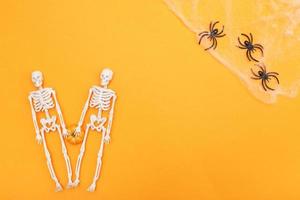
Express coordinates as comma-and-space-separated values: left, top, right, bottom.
1, 0, 300, 199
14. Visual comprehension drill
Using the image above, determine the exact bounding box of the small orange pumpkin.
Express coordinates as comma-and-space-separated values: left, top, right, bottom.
66, 124, 85, 145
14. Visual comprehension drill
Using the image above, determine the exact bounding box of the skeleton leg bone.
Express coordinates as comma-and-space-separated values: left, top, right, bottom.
73, 124, 91, 187
87, 128, 106, 192
41, 128, 63, 192
56, 125, 74, 188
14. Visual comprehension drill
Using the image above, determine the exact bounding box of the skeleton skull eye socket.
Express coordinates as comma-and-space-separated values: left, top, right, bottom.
31, 71, 43, 87
100, 69, 113, 82
32, 71, 42, 80
33, 76, 42, 83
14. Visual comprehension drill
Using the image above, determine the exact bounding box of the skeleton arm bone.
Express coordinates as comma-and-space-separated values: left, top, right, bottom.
75, 88, 93, 133
104, 94, 117, 143
52, 90, 68, 137
28, 95, 42, 144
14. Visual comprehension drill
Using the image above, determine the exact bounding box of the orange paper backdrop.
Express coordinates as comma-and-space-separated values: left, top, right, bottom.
1, 0, 300, 199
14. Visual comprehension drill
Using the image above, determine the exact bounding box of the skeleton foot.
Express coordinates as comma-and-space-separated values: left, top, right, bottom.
66, 181, 75, 189
87, 182, 96, 192
55, 183, 63, 192
73, 179, 80, 187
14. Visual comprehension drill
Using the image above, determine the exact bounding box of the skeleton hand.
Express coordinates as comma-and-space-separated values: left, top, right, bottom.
104, 134, 111, 144
74, 126, 81, 136
62, 128, 68, 138
36, 133, 42, 144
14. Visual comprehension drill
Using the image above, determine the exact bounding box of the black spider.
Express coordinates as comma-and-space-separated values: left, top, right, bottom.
198, 21, 226, 50
251, 64, 279, 91
237, 33, 264, 62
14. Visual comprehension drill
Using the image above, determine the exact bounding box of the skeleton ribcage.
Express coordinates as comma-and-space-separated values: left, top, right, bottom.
89, 87, 114, 111
31, 88, 55, 112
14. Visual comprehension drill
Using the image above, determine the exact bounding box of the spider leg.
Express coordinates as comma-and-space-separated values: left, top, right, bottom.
255, 64, 266, 73
215, 34, 226, 38
199, 33, 209, 45
268, 74, 280, 84
238, 46, 247, 49
241, 33, 251, 42
246, 50, 251, 61
205, 38, 216, 51
249, 51, 259, 62
250, 68, 260, 77
250, 33, 253, 43
268, 72, 279, 76
209, 22, 213, 32
211, 21, 219, 30
238, 37, 245, 47
263, 64, 266, 71
199, 31, 209, 36
260, 64, 266, 72
261, 80, 268, 91
251, 77, 261, 80
254, 45, 264, 56
255, 43, 264, 49
264, 80, 275, 91
213, 38, 218, 50
216, 25, 225, 35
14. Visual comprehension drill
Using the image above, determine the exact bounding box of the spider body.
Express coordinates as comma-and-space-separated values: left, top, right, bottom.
198, 21, 226, 50
237, 33, 264, 62
244, 41, 254, 50
251, 64, 279, 91
210, 29, 219, 37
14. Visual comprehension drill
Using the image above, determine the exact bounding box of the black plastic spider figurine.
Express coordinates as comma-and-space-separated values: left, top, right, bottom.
251, 64, 279, 91
237, 33, 264, 62
198, 21, 226, 51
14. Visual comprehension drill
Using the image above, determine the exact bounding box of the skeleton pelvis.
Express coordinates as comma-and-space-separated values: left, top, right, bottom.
40, 116, 57, 132
90, 115, 106, 132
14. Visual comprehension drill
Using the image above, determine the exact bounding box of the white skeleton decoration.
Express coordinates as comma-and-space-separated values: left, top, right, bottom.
73, 68, 117, 192
28, 71, 73, 191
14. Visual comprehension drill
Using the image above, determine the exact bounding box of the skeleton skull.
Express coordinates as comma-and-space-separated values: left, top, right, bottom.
31, 71, 43, 88
100, 68, 113, 87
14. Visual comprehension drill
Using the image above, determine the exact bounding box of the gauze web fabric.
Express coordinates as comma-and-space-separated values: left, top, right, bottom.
165, 0, 300, 103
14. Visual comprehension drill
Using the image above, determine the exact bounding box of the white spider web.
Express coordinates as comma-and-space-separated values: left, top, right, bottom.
165, 0, 300, 103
